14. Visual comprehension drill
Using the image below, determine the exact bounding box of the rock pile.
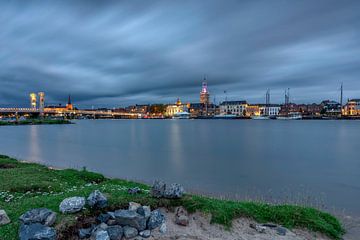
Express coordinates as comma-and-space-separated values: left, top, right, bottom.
18, 208, 57, 240
78, 202, 166, 239
0, 209, 11, 225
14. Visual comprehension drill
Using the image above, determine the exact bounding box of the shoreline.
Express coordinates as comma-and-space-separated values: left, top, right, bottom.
0, 155, 344, 239
0, 119, 72, 126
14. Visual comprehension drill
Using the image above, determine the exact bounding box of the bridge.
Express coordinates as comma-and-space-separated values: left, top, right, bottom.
0, 108, 139, 119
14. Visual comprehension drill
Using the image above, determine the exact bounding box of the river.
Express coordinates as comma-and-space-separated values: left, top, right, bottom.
0, 119, 359, 216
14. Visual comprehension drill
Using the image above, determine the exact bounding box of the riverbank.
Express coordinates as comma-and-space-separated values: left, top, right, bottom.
0, 155, 344, 239
0, 119, 72, 126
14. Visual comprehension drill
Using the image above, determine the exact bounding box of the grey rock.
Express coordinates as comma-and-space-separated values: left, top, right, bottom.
114, 210, 146, 231
128, 187, 142, 195
19, 208, 57, 227
19, 223, 56, 240
129, 202, 141, 211
99, 223, 108, 230
123, 226, 138, 239
147, 209, 165, 230
106, 225, 123, 240
0, 209, 11, 225
164, 183, 184, 199
79, 228, 92, 239
107, 212, 115, 219
276, 226, 287, 236
174, 206, 189, 226
107, 219, 117, 226
91, 230, 110, 240
88, 190, 108, 209
250, 223, 266, 233
139, 230, 151, 238
150, 180, 166, 198
159, 223, 167, 233
151, 181, 185, 199
59, 197, 85, 213
136, 206, 151, 219
97, 213, 111, 223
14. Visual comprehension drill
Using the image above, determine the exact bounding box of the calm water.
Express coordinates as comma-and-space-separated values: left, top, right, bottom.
0, 119, 359, 215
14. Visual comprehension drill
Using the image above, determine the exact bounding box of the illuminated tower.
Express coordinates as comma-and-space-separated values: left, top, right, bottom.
30, 93, 37, 109
200, 80, 210, 105
38, 92, 45, 113
66, 95, 73, 110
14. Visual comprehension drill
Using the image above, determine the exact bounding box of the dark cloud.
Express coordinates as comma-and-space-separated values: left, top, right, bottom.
0, 0, 360, 108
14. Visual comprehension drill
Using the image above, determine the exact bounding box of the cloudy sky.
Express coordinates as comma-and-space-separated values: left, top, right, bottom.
0, 0, 359, 107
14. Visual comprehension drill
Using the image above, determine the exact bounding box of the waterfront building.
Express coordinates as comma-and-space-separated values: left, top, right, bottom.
259, 104, 281, 116
219, 101, 248, 116
343, 99, 360, 116
188, 103, 217, 118
245, 105, 261, 116
125, 104, 150, 115
200, 81, 210, 105
165, 98, 188, 117
321, 100, 341, 116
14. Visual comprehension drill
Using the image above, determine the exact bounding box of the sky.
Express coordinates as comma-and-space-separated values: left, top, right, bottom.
0, 0, 360, 108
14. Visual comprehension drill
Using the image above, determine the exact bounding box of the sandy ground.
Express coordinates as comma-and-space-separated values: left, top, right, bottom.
339, 214, 360, 240
148, 208, 331, 240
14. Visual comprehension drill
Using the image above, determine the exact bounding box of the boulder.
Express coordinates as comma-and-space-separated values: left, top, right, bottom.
128, 187, 142, 195
164, 183, 184, 199
136, 206, 151, 219
123, 226, 138, 239
19, 208, 56, 226
139, 230, 151, 238
19, 223, 56, 240
174, 206, 189, 226
147, 209, 165, 230
114, 210, 146, 231
0, 209, 11, 225
91, 230, 110, 240
59, 197, 86, 213
159, 223, 167, 233
128, 202, 141, 211
97, 213, 111, 223
106, 225, 123, 240
79, 227, 92, 239
276, 226, 287, 236
151, 181, 185, 199
150, 180, 166, 198
88, 190, 108, 209
250, 223, 266, 233
107, 219, 117, 226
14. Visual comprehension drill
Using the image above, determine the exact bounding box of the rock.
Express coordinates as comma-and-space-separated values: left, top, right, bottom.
97, 213, 111, 223
136, 206, 151, 219
91, 230, 110, 240
276, 226, 287, 236
159, 223, 167, 233
79, 228, 92, 239
88, 190, 108, 209
0, 209, 11, 225
107, 212, 115, 219
250, 223, 266, 233
128, 187, 142, 195
174, 206, 189, 226
147, 209, 165, 230
164, 183, 184, 199
98, 223, 108, 230
107, 219, 117, 226
151, 181, 185, 199
129, 202, 141, 211
150, 180, 166, 198
59, 197, 86, 213
123, 226, 138, 239
139, 230, 151, 238
19, 223, 56, 240
106, 225, 123, 240
114, 210, 146, 231
19, 208, 56, 226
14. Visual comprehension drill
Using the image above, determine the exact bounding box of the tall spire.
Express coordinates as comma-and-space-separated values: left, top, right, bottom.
68, 94, 71, 105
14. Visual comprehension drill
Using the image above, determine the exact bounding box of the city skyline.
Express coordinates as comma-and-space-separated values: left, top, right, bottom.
1, 0, 360, 107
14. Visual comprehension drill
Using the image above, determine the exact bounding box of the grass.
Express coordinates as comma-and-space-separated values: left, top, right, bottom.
0, 119, 72, 126
0, 155, 345, 239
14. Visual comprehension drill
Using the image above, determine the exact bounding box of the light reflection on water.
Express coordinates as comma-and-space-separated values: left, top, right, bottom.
0, 119, 360, 216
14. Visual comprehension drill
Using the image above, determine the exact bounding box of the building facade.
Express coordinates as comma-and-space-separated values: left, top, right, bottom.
259, 104, 281, 116
200, 82, 210, 105
343, 99, 360, 116
219, 101, 248, 116
165, 98, 188, 117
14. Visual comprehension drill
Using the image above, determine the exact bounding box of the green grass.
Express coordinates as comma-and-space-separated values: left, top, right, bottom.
0, 119, 72, 126
0, 155, 345, 239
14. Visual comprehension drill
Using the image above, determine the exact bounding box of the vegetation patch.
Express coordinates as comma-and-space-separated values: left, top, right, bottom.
0, 155, 345, 240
